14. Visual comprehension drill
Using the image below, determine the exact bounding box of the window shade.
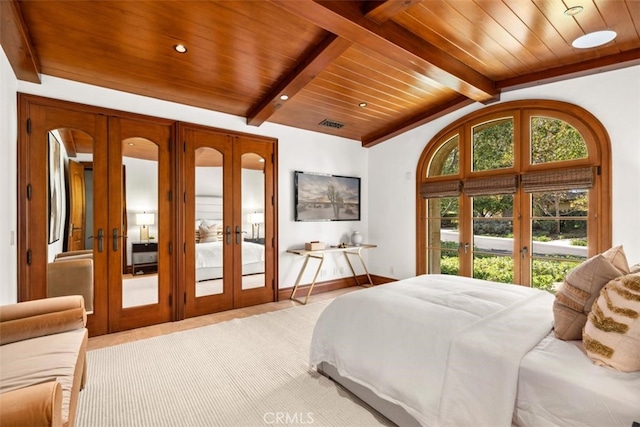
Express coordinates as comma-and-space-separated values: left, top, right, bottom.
463, 175, 517, 196
420, 180, 461, 199
521, 167, 594, 193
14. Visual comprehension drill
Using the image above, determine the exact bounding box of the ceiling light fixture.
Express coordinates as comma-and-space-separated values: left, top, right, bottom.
572, 30, 617, 49
564, 6, 583, 16
359, 102, 367, 108
279, 94, 289, 101
174, 44, 187, 53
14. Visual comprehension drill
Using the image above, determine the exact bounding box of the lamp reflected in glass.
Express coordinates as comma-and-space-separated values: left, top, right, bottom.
136, 212, 154, 242
247, 212, 264, 240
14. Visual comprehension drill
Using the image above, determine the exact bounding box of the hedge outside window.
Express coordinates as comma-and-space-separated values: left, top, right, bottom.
416, 100, 611, 291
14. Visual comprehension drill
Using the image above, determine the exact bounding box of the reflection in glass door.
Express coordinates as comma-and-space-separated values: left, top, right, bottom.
181, 126, 275, 318
183, 126, 234, 318
233, 136, 274, 308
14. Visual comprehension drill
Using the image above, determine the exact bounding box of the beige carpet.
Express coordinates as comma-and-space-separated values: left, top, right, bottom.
77, 300, 392, 426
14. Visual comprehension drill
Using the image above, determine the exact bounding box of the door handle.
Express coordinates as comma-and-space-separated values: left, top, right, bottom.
225, 226, 231, 245
112, 228, 125, 252
94, 228, 104, 253
521, 246, 528, 259
235, 226, 242, 244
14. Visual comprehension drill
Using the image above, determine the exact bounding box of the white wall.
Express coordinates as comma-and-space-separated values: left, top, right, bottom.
0, 49, 19, 304
369, 66, 640, 279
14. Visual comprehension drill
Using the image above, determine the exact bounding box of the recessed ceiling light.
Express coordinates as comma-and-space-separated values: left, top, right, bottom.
572, 30, 617, 49
128, 142, 135, 146
359, 102, 367, 108
279, 94, 289, 101
564, 6, 583, 16
259, 158, 265, 163
174, 44, 187, 53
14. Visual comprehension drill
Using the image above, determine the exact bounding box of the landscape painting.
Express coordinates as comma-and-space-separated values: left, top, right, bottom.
295, 171, 360, 221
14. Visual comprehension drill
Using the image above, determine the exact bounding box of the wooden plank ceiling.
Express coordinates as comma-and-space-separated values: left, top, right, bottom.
4, 0, 640, 147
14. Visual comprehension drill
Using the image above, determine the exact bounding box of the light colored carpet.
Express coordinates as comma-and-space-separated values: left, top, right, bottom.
77, 300, 392, 427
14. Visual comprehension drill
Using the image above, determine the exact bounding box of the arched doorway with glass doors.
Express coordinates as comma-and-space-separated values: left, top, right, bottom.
416, 100, 612, 290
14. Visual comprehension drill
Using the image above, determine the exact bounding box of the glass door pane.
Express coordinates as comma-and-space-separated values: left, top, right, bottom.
47, 129, 96, 316
122, 137, 159, 308
426, 197, 460, 275
194, 148, 225, 297
471, 195, 515, 284
529, 191, 588, 292
241, 153, 266, 290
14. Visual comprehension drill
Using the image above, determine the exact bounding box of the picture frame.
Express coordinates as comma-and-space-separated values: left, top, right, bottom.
48, 132, 63, 243
294, 171, 360, 221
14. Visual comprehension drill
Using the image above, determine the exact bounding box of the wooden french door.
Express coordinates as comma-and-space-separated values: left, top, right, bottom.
106, 116, 174, 332
19, 95, 176, 335
19, 98, 110, 336
19, 95, 277, 335
180, 124, 276, 319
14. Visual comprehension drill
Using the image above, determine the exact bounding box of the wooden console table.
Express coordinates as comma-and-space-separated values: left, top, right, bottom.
286, 244, 377, 304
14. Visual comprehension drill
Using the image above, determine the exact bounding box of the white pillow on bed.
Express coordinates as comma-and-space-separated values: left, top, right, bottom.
199, 223, 220, 243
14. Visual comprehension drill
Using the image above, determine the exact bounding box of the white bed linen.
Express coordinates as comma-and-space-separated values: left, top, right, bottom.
310, 274, 555, 426
515, 333, 640, 426
195, 240, 264, 269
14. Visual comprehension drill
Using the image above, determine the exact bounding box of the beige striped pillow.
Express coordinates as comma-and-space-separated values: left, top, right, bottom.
583, 273, 640, 372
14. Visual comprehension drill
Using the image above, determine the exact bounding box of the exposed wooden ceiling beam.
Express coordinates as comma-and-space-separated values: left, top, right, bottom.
362, 95, 474, 147
363, 0, 422, 24
268, 0, 498, 103
497, 49, 640, 91
0, 0, 40, 83
247, 33, 352, 126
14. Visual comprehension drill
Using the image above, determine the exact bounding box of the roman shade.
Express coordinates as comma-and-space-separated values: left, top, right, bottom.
420, 180, 461, 199
463, 175, 518, 196
521, 167, 594, 193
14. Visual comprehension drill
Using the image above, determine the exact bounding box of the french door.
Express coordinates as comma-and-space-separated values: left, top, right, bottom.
19, 96, 176, 334
19, 95, 277, 336
180, 124, 275, 319
107, 116, 174, 331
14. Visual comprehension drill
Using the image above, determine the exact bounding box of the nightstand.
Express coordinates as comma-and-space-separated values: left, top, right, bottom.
132, 242, 158, 275
244, 238, 265, 244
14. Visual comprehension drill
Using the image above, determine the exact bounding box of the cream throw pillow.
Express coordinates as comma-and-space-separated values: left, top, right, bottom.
553, 247, 628, 340
583, 273, 640, 372
198, 223, 219, 243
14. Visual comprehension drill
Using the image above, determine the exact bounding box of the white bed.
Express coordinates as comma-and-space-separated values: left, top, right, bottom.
195, 240, 265, 281
310, 274, 640, 426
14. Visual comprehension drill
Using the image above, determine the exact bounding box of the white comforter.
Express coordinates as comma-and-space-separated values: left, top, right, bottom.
309, 274, 556, 426
195, 240, 264, 269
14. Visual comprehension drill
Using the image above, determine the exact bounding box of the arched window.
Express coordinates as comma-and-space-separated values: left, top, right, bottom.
416, 100, 611, 291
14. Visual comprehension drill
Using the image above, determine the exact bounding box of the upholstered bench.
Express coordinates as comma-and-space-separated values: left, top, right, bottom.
0, 296, 88, 427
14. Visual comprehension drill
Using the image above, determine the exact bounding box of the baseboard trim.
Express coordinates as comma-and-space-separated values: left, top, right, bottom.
277, 274, 395, 301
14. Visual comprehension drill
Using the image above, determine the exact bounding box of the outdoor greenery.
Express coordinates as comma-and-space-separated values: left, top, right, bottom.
430, 117, 589, 289
438, 249, 579, 293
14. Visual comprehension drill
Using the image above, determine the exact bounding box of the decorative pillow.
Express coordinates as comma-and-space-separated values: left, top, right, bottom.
583, 273, 640, 372
631, 263, 640, 274
602, 245, 630, 274
553, 252, 626, 340
198, 223, 219, 243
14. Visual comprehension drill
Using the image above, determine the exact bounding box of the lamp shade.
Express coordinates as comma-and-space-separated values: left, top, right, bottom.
247, 212, 264, 224
136, 213, 155, 226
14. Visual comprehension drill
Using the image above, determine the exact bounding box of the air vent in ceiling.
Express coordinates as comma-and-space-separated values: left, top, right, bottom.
318, 119, 345, 129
